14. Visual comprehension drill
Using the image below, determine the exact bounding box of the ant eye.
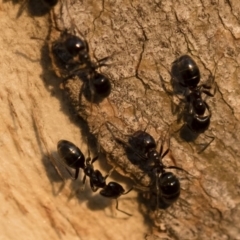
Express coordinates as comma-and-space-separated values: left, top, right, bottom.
65, 36, 86, 56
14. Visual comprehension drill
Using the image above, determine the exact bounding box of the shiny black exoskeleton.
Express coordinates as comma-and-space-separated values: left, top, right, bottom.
83, 158, 133, 215
82, 156, 105, 192
173, 55, 201, 88
157, 172, 180, 208
105, 122, 184, 209
57, 140, 86, 180
128, 130, 184, 208
52, 33, 90, 75
172, 55, 214, 134
57, 139, 132, 215
90, 72, 111, 98
128, 130, 157, 155
148, 137, 183, 209
100, 182, 133, 216
52, 31, 111, 99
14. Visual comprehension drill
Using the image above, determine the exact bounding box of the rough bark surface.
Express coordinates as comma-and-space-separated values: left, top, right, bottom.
0, 1, 146, 240
2, 0, 240, 240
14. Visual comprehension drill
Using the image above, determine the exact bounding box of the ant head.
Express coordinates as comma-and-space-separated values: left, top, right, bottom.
129, 130, 157, 155
65, 35, 88, 57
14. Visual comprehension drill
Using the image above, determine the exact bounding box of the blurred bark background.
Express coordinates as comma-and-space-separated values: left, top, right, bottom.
1, 0, 240, 239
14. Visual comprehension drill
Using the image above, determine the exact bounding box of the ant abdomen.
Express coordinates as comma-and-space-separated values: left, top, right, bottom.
92, 73, 111, 97
159, 172, 180, 206
100, 182, 125, 199
57, 140, 85, 170
190, 115, 210, 134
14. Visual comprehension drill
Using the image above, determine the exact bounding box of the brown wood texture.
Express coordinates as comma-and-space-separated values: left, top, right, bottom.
1, 0, 240, 239
0, 1, 147, 240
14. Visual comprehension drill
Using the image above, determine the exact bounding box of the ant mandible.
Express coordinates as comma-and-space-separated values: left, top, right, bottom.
57, 139, 133, 216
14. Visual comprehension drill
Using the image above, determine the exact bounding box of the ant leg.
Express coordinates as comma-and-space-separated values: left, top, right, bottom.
150, 52, 175, 96
115, 199, 132, 217
90, 181, 99, 192
92, 50, 117, 69
159, 74, 175, 96
91, 156, 99, 165
172, 97, 186, 118
162, 128, 171, 157
201, 87, 215, 97
80, 174, 87, 191
143, 120, 151, 132
155, 171, 160, 210
103, 167, 116, 181
123, 187, 133, 195
197, 134, 215, 154
163, 130, 177, 165
157, 129, 170, 159
88, 72, 96, 114
73, 168, 79, 180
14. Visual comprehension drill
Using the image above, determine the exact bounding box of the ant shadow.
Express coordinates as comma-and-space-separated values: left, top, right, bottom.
3, 0, 57, 18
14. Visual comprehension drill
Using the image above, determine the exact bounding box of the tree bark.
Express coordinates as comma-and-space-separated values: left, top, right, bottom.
1, 0, 240, 239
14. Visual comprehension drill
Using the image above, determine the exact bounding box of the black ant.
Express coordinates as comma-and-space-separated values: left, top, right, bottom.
129, 130, 186, 209
156, 55, 217, 152
105, 122, 186, 209
170, 55, 216, 151
57, 140, 133, 216
50, 4, 111, 100
172, 55, 215, 126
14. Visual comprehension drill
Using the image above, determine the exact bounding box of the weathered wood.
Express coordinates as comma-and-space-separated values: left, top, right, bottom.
0, 1, 147, 240
51, 0, 240, 239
